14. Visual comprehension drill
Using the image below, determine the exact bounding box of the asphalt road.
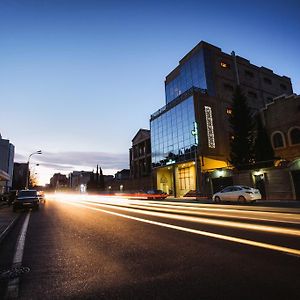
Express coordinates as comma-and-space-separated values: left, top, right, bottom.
1, 194, 300, 299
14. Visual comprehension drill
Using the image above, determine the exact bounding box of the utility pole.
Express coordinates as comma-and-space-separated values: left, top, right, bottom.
25, 150, 42, 189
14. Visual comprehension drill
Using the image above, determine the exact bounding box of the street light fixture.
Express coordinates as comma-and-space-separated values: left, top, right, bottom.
26, 150, 42, 189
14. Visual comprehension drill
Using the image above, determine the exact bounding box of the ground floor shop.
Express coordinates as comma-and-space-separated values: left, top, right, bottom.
154, 156, 228, 197
153, 158, 300, 200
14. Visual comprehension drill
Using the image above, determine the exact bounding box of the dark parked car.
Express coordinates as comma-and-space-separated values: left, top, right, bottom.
146, 189, 168, 200
13, 190, 40, 211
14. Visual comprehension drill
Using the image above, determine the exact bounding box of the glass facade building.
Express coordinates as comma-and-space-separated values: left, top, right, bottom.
151, 96, 197, 168
165, 48, 214, 104
150, 41, 294, 197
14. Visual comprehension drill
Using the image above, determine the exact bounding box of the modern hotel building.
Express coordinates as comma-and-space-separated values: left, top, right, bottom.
150, 41, 293, 197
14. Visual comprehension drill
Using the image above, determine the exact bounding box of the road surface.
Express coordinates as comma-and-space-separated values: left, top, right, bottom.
1, 193, 300, 299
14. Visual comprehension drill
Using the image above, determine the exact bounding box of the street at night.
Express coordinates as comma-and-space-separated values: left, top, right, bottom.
1, 1, 300, 299
1, 195, 300, 299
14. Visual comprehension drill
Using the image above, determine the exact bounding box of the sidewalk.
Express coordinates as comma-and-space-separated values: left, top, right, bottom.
0, 204, 20, 244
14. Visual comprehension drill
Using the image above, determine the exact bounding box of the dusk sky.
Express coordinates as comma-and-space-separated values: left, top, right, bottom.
0, 0, 299, 185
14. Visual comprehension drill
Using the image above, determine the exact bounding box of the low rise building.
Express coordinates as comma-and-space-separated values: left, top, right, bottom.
69, 170, 93, 192
259, 94, 300, 199
50, 173, 68, 189
130, 129, 151, 179
114, 169, 130, 180
262, 94, 300, 161
12, 162, 28, 190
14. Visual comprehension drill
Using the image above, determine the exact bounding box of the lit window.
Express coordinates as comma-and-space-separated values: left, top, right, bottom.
220, 61, 230, 68
226, 108, 232, 115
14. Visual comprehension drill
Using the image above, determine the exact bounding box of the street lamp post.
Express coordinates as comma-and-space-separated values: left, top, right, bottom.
25, 150, 42, 189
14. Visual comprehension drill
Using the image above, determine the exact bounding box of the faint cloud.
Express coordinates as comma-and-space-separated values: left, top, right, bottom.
33, 151, 129, 171
14, 153, 27, 162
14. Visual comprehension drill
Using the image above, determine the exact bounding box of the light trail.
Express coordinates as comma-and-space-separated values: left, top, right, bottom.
103, 201, 300, 225
47, 193, 300, 226
59, 199, 300, 257
77, 199, 300, 237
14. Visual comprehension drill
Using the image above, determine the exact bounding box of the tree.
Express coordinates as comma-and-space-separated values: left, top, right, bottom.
29, 171, 38, 188
229, 86, 255, 169
253, 114, 275, 166
99, 167, 105, 190
87, 165, 105, 192
87, 170, 96, 192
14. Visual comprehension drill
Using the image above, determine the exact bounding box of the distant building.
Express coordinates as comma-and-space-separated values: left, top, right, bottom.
103, 175, 114, 183
150, 41, 294, 197
86, 165, 105, 192
50, 173, 68, 189
114, 169, 130, 180
130, 129, 151, 178
69, 170, 93, 192
0, 133, 15, 193
12, 162, 28, 190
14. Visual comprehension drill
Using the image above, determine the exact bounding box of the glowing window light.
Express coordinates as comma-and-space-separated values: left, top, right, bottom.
204, 106, 216, 148
220, 61, 230, 68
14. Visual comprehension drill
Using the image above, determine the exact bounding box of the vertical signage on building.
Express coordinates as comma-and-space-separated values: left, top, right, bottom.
191, 121, 199, 146
204, 106, 216, 148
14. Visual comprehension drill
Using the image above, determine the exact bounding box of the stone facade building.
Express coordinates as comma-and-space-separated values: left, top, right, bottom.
261, 94, 300, 161
130, 129, 151, 179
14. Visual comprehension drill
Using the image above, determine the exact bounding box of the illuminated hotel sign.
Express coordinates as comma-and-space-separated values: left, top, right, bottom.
191, 122, 199, 146
204, 106, 216, 148
166, 159, 176, 165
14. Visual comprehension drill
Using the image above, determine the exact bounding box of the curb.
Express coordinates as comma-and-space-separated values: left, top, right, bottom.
0, 214, 21, 245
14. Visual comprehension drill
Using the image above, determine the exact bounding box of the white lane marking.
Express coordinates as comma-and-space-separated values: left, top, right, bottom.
80, 200, 300, 237
6, 212, 31, 299
62, 201, 300, 257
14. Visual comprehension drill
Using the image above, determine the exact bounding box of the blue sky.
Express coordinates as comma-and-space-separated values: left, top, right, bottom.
0, 0, 299, 184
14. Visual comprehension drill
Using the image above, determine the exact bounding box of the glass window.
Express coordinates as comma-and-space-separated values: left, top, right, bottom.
290, 128, 300, 145
272, 132, 284, 148
165, 50, 207, 104
220, 61, 230, 69
150, 96, 196, 167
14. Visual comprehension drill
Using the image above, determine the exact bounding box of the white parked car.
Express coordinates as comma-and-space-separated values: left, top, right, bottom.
213, 185, 261, 203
